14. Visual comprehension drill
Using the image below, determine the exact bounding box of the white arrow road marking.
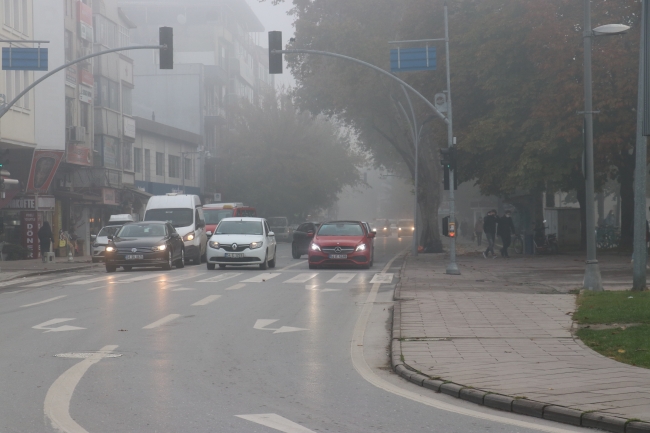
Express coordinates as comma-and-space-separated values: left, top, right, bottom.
142, 314, 181, 329
198, 273, 242, 283
326, 273, 356, 284
45, 345, 118, 433
369, 273, 393, 284
191, 295, 221, 306
32, 318, 85, 333
24, 275, 86, 287
236, 414, 316, 433
283, 273, 318, 283
253, 319, 308, 334
241, 273, 281, 283
21, 295, 67, 308
225, 283, 246, 290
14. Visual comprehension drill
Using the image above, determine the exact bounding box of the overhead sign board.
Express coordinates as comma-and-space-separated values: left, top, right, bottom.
390, 47, 436, 73
2, 47, 48, 71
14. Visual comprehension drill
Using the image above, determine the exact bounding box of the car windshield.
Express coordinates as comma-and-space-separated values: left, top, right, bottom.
318, 223, 364, 236
118, 224, 166, 238
216, 220, 263, 235
398, 220, 414, 227
144, 208, 193, 227
204, 209, 234, 225
97, 226, 121, 237
267, 217, 288, 227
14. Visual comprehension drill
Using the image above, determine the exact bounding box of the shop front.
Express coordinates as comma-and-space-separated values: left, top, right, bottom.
0, 195, 56, 259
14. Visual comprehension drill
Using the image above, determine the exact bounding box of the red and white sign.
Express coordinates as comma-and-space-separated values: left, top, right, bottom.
77, 1, 93, 42
26, 150, 64, 194
102, 188, 118, 205
66, 143, 92, 166
22, 211, 41, 259
79, 68, 93, 87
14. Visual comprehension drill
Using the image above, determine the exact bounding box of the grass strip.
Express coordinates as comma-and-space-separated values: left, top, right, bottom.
573, 290, 650, 324
577, 325, 650, 369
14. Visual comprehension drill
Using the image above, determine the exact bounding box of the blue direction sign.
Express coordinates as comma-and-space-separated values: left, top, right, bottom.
390, 47, 436, 73
2, 47, 48, 71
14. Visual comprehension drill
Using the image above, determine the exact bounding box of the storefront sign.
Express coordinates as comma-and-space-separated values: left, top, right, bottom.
102, 188, 118, 205
123, 116, 136, 138
66, 143, 92, 166
79, 85, 92, 104
22, 211, 41, 259
9, 196, 56, 211
26, 150, 64, 194
79, 68, 93, 87
65, 65, 77, 88
77, 1, 93, 42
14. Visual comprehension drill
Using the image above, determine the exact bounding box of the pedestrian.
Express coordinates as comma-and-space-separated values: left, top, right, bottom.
474, 218, 483, 246
37, 221, 54, 263
482, 210, 498, 258
498, 210, 516, 258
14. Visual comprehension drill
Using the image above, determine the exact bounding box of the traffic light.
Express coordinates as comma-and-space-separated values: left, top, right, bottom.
439, 146, 456, 171
159, 27, 173, 69
442, 216, 456, 237
269, 31, 283, 74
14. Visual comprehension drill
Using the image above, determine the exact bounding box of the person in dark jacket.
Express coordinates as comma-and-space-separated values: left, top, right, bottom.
482, 210, 498, 258
498, 210, 516, 258
37, 221, 55, 262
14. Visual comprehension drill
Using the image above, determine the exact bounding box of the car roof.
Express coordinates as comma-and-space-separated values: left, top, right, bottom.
124, 221, 169, 225
219, 217, 263, 222
321, 220, 363, 225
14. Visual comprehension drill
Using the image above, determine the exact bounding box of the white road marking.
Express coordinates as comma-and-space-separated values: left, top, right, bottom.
1, 289, 27, 295
21, 295, 67, 308
70, 275, 121, 285
191, 295, 221, 306
326, 273, 356, 284
236, 413, 316, 433
305, 287, 340, 292
32, 318, 85, 333
87, 286, 103, 291
44, 345, 118, 433
117, 273, 165, 283
321, 288, 341, 292
0, 276, 46, 287
142, 314, 181, 329
225, 283, 246, 291
54, 352, 122, 359
171, 287, 195, 291
158, 272, 206, 283
198, 273, 242, 283
24, 275, 86, 287
351, 250, 575, 433
369, 273, 393, 284
284, 273, 318, 283
253, 319, 308, 334
241, 273, 280, 283
279, 260, 307, 271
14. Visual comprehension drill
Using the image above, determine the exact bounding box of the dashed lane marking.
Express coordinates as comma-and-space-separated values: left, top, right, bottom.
21, 295, 67, 308
191, 295, 221, 306
236, 414, 317, 433
225, 283, 246, 291
142, 314, 181, 329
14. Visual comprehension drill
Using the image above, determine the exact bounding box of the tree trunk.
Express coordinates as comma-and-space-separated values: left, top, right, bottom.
417, 142, 443, 253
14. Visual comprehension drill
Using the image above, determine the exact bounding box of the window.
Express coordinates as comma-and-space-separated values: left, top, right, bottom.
64, 30, 73, 62
123, 142, 133, 171
65, 97, 74, 128
95, 77, 119, 111
144, 149, 151, 181
5, 70, 30, 110
3, 0, 28, 34
101, 136, 121, 169
184, 157, 192, 180
122, 87, 132, 115
80, 102, 90, 129
155, 152, 164, 176
134, 147, 142, 173
168, 155, 180, 178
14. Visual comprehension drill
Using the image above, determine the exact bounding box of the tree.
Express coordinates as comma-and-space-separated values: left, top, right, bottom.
214, 90, 361, 220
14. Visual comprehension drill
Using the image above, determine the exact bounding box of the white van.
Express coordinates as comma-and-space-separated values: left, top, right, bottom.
144, 194, 207, 264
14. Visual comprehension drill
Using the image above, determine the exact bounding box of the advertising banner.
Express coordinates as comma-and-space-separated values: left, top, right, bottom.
77, 1, 93, 42
26, 150, 64, 194
22, 211, 40, 259
66, 143, 92, 166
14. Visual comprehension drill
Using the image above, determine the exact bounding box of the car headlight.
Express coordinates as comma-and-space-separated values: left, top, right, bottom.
250, 241, 264, 249
105, 246, 115, 252
412, 227, 415, 230
183, 232, 195, 242
383, 227, 387, 230
356, 244, 367, 252
209, 241, 220, 249
398, 227, 402, 231
152, 244, 167, 251
310, 243, 321, 252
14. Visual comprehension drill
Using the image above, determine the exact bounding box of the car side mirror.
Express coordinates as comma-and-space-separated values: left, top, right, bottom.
206, 231, 212, 237
307, 231, 314, 237
368, 232, 376, 238
90, 234, 97, 241
269, 231, 275, 237
107, 235, 114, 241
172, 233, 180, 239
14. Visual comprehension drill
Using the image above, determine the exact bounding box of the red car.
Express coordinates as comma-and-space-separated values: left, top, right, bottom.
308, 221, 375, 269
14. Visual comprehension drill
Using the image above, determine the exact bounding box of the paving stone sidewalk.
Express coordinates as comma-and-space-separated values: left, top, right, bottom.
0, 256, 98, 283
393, 252, 650, 430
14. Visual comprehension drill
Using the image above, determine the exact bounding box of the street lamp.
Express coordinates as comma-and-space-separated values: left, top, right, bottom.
582, 0, 629, 291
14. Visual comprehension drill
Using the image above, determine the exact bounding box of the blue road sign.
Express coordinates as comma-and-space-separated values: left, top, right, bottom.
390, 47, 436, 73
2, 47, 48, 71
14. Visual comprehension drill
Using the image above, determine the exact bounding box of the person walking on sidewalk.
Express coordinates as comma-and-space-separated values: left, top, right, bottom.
474, 218, 484, 246
37, 221, 54, 263
482, 210, 498, 258
498, 210, 516, 258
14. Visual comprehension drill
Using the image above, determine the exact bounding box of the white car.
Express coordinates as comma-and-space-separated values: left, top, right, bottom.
206, 217, 277, 270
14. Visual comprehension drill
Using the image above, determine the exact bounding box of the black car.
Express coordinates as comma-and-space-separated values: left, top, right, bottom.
291, 222, 321, 259
104, 221, 185, 272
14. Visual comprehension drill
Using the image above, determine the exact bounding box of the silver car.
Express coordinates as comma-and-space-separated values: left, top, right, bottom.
91, 225, 123, 263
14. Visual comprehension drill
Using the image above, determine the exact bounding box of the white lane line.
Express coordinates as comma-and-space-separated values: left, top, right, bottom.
369, 273, 393, 284
87, 286, 103, 291
0, 276, 46, 287
142, 314, 181, 329
225, 283, 246, 291
69, 275, 122, 285
158, 272, 206, 283
198, 273, 242, 283
241, 273, 280, 283
326, 273, 356, 284
21, 295, 67, 308
191, 295, 221, 306
117, 273, 165, 283
236, 413, 316, 433
283, 273, 318, 283
44, 345, 118, 433
171, 287, 195, 291
1, 289, 27, 295
24, 275, 86, 287
350, 250, 574, 433
278, 260, 307, 271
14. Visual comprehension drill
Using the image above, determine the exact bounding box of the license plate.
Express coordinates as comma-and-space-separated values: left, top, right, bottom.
125, 255, 143, 260
329, 254, 348, 259
225, 253, 244, 258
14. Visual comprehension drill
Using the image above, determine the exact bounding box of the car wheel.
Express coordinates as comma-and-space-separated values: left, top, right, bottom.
207, 263, 215, 270
176, 248, 185, 268
259, 251, 268, 270
291, 243, 301, 259
268, 248, 276, 268
162, 251, 173, 270
123, 266, 133, 271
105, 264, 116, 273
219, 264, 226, 269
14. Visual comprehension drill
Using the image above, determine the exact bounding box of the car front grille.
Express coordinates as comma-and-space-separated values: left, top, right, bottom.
221, 244, 249, 252
322, 247, 355, 254
116, 247, 155, 254
210, 256, 260, 263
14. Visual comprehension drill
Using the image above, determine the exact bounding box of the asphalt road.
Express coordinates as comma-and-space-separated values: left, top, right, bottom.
0, 237, 591, 432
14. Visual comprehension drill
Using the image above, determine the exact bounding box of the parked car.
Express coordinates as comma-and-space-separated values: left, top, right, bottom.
91, 214, 135, 263
267, 217, 293, 242
308, 220, 375, 269
291, 222, 321, 258
104, 221, 185, 272
203, 203, 257, 237
206, 217, 277, 270
397, 219, 415, 238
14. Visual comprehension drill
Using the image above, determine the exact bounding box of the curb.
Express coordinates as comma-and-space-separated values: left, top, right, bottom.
0, 263, 99, 285
390, 301, 650, 433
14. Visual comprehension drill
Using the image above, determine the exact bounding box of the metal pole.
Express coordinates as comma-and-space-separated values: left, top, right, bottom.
401, 85, 419, 256
182, 151, 186, 194
444, 2, 459, 275
582, 0, 603, 290
633, 0, 648, 291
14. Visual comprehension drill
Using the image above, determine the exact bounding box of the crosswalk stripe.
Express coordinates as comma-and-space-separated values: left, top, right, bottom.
369, 273, 394, 284
0, 275, 48, 288
143, 314, 181, 329
198, 273, 242, 283
158, 272, 207, 283
117, 273, 166, 283
69, 275, 125, 285
225, 283, 246, 291
326, 273, 356, 284
284, 273, 318, 283
192, 295, 221, 306
241, 273, 281, 283
23, 274, 86, 287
